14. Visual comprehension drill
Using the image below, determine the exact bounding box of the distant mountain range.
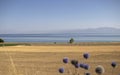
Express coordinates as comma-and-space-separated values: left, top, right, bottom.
61, 27, 120, 34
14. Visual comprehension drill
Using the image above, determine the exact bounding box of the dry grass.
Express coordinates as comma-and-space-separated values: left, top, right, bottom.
0, 45, 120, 75
0, 45, 120, 52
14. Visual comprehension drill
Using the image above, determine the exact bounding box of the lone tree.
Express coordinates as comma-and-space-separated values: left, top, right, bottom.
0, 38, 4, 43
69, 38, 74, 44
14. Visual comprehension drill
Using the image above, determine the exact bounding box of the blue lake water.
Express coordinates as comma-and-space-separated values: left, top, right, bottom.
0, 33, 120, 42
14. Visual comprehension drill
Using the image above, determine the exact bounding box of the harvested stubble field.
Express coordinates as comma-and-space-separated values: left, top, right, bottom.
0, 45, 120, 75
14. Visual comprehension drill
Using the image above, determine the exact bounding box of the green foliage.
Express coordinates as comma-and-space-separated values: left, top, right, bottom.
69, 38, 74, 44
0, 43, 31, 47
0, 38, 4, 43
54, 42, 56, 44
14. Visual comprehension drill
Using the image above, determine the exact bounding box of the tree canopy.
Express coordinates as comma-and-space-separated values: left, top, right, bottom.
0, 38, 4, 43
69, 38, 74, 44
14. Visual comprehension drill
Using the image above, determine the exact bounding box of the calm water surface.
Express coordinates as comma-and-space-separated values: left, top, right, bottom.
0, 33, 120, 42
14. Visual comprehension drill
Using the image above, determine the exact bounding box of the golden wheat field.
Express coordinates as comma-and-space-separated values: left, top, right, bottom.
0, 45, 120, 75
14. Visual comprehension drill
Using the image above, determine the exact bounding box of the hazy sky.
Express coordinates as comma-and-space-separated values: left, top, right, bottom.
0, 0, 120, 34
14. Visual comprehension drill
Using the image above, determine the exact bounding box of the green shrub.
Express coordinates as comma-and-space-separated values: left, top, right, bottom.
69, 38, 74, 44
0, 38, 4, 43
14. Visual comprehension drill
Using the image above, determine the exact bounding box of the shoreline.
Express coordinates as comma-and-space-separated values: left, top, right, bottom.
0, 41, 120, 46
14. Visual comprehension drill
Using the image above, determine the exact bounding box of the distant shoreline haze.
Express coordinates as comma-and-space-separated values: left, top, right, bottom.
0, 27, 120, 34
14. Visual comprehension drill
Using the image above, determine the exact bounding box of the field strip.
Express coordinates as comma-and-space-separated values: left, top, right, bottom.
0, 46, 120, 52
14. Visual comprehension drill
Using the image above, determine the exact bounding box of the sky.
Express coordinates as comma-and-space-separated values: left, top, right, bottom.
0, 0, 120, 34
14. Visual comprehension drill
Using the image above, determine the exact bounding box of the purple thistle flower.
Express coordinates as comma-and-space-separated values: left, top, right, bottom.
59, 68, 65, 73
75, 63, 79, 68
84, 72, 91, 75
83, 53, 90, 59
71, 60, 78, 66
80, 63, 85, 68
84, 64, 90, 70
111, 61, 117, 68
63, 57, 69, 64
